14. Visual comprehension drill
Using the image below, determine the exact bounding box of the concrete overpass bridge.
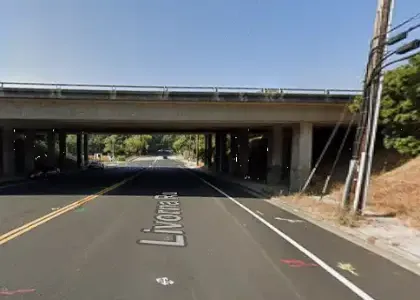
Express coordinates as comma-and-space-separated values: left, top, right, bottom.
0, 82, 361, 191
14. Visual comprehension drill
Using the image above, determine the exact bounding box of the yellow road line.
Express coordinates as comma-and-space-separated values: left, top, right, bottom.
0, 172, 140, 246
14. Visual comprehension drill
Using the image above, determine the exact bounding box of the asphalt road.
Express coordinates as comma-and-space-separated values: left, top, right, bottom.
0, 157, 418, 300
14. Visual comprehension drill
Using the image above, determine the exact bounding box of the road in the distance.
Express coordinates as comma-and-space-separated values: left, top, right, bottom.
0, 158, 418, 300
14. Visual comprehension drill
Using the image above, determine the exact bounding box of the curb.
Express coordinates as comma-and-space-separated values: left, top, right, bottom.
192, 166, 420, 276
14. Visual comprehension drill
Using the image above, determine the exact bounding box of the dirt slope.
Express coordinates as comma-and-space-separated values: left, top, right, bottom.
368, 156, 420, 227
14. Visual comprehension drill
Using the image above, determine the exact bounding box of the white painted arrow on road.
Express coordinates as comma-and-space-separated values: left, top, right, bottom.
274, 217, 304, 223
156, 277, 174, 286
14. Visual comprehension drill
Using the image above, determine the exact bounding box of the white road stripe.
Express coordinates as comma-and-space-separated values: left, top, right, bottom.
182, 168, 376, 300
149, 156, 160, 167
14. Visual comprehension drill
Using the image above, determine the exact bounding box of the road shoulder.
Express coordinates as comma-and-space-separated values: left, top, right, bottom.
175, 157, 420, 277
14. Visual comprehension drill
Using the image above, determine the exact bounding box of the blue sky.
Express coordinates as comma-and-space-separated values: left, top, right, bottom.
1, 0, 419, 89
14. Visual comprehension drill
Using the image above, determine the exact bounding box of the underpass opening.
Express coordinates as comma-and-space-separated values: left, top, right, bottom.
0, 125, 360, 197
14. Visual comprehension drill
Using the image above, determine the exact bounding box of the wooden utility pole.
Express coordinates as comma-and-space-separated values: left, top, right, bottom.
343, 0, 394, 211
368, 0, 394, 93
354, 0, 394, 212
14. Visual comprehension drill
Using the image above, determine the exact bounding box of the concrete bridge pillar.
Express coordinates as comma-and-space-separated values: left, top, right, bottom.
204, 134, 212, 167
1, 127, 16, 177
58, 132, 66, 169
215, 133, 228, 172
76, 133, 82, 168
214, 133, 221, 172
267, 125, 284, 185
237, 130, 249, 178
24, 130, 36, 173
220, 134, 228, 173
229, 132, 238, 175
83, 134, 89, 166
47, 131, 56, 167
290, 122, 313, 192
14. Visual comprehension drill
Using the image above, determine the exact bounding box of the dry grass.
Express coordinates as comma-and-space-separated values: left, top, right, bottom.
320, 156, 420, 228
272, 194, 363, 227
368, 156, 420, 227
273, 154, 419, 228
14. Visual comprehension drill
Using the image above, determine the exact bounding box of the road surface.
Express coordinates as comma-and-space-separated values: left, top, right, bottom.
0, 158, 418, 300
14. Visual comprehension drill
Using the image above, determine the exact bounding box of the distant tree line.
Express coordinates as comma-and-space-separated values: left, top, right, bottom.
65, 133, 207, 159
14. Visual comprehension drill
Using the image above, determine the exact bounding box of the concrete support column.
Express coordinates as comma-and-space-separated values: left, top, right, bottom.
83, 134, 89, 166
209, 134, 213, 167
237, 130, 249, 178
214, 133, 222, 172
204, 134, 212, 167
76, 133, 82, 168
204, 134, 208, 166
24, 130, 36, 173
220, 133, 228, 173
47, 131, 56, 167
229, 132, 238, 175
58, 132, 66, 169
1, 128, 16, 177
210, 135, 215, 167
267, 125, 284, 185
290, 122, 313, 192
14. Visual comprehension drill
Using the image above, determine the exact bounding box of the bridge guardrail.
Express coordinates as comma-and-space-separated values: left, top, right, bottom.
0, 81, 362, 102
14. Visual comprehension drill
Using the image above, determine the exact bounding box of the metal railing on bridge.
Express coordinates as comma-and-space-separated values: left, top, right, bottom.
0, 81, 362, 103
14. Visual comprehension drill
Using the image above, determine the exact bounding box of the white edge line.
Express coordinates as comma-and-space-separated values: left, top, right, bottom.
182, 167, 376, 300
229, 178, 420, 276
151, 156, 159, 167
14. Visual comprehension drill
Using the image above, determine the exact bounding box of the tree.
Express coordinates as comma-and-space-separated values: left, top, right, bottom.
161, 135, 176, 148
147, 134, 175, 152
66, 135, 77, 155
103, 135, 127, 156
124, 135, 152, 155
171, 134, 206, 160
350, 54, 420, 156
172, 135, 192, 154
380, 54, 420, 156
89, 135, 106, 154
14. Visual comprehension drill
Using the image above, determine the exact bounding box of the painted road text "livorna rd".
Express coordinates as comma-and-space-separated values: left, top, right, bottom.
137, 192, 187, 247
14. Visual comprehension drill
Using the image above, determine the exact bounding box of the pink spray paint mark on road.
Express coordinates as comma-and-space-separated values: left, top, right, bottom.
0, 288, 36, 296
281, 259, 318, 268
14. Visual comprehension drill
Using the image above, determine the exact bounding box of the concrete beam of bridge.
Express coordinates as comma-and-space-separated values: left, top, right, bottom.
0, 100, 354, 126
0, 85, 358, 130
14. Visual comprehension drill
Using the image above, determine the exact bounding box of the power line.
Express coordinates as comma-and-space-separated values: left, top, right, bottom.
370, 11, 420, 46
388, 12, 420, 34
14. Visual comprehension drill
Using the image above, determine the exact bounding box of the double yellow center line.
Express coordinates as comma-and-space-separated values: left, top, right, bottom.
0, 172, 141, 246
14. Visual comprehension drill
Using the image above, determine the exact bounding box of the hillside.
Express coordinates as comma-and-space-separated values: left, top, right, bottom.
368, 156, 420, 227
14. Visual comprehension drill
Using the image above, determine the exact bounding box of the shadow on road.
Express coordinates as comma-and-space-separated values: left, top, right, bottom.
0, 165, 261, 201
